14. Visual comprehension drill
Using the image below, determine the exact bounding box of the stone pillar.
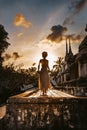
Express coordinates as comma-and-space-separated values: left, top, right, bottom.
64, 74, 66, 82
79, 63, 86, 77
61, 75, 62, 83
78, 61, 81, 78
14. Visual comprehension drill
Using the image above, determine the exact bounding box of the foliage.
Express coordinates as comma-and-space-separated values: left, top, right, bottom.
0, 63, 39, 103
0, 64, 38, 104
0, 24, 10, 67
53, 57, 64, 72
50, 57, 64, 82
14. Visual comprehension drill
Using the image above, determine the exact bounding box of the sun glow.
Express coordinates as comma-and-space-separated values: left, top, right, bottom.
47, 53, 56, 69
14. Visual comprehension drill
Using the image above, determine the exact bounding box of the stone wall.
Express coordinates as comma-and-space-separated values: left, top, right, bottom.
1, 98, 87, 130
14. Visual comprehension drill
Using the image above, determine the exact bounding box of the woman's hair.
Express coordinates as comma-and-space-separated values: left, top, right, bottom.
42, 51, 48, 58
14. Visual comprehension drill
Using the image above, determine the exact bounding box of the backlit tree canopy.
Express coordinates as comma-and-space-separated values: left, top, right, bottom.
0, 24, 10, 66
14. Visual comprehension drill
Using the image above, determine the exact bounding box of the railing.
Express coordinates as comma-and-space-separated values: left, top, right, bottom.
1, 97, 87, 130
57, 86, 87, 96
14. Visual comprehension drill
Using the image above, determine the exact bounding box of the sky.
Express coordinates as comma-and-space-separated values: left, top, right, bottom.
0, 0, 87, 69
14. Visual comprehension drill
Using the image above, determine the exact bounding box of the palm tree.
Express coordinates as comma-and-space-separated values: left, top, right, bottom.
53, 57, 64, 72
50, 57, 64, 83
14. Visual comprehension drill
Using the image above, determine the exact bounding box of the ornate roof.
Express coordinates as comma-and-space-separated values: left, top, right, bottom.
76, 36, 87, 61
76, 49, 87, 61
79, 36, 87, 51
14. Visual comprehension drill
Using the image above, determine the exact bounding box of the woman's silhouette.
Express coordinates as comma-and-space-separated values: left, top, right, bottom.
38, 51, 50, 96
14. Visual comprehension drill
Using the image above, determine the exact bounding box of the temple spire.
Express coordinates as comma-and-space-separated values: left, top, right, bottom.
66, 37, 68, 55
65, 36, 69, 62
69, 35, 72, 54
85, 24, 87, 32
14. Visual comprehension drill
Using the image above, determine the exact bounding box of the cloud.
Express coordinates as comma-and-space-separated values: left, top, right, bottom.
14, 13, 32, 28
46, 24, 84, 44
70, 0, 87, 13
4, 52, 22, 61
17, 32, 23, 37
63, 17, 75, 26
63, 0, 87, 25
67, 34, 83, 43
47, 25, 67, 43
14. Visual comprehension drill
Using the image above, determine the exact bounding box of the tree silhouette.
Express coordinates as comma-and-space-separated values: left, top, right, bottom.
51, 57, 64, 82
0, 24, 10, 67
53, 57, 64, 72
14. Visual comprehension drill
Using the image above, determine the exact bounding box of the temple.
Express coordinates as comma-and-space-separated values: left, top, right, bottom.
56, 26, 87, 95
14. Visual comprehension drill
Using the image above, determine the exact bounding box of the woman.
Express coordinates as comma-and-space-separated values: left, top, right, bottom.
38, 51, 50, 96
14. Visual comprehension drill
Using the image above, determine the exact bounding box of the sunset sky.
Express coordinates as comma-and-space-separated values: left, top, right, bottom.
0, 0, 87, 69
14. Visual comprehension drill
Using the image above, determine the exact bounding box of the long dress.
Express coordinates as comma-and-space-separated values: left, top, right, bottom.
38, 59, 50, 93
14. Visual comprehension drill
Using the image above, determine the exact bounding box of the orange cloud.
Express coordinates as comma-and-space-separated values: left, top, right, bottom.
14, 13, 32, 28
17, 32, 23, 37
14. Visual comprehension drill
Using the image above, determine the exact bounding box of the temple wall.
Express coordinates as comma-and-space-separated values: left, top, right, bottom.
81, 63, 87, 77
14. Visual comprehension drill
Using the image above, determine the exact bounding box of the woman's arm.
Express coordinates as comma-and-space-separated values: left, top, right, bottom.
38, 60, 40, 71
47, 60, 50, 71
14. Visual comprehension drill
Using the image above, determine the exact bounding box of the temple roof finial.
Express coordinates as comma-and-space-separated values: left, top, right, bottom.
85, 24, 87, 32
69, 35, 71, 53
66, 36, 68, 55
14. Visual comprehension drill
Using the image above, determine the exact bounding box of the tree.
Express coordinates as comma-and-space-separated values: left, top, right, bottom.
53, 57, 64, 72
0, 24, 10, 67
51, 57, 64, 81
